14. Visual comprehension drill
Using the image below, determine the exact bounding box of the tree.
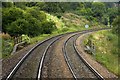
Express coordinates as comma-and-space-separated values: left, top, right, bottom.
26, 7, 46, 22
2, 7, 24, 33
41, 21, 56, 34
23, 12, 43, 36
101, 16, 108, 25
26, 2, 37, 7
2, 2, 13, 8
92, 2, 106, 21
104, 2, 116, 8
35, 2, 45, 10
7, 19, 29, 36
41, 2, 62, 13
108, 8, 118, 25
112, 16, 120, 53
13, 2, 27, 9
26, 17, 42, 36
112, 16, 120, 35
80, 8, 92, 16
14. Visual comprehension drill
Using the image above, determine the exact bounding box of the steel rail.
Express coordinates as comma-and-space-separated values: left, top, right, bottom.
62, 32, 83, 80
62, 30, 98, 79
37, 36, 62, 80
37, 31, 90, 79
37, 32, 82, 79
6, 37, 59, 79
63, 29, 108, 79
73, 31, 105, 80
5, 28, 109, 79
6, 31, 78, 80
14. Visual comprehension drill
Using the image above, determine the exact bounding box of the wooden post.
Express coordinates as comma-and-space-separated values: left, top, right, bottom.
20, 36, 22, 42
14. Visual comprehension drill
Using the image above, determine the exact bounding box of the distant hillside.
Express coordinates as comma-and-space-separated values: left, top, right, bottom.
61, 13, 89, 27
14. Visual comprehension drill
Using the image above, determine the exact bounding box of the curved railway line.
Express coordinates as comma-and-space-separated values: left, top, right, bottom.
74, 34, 104, 79
5, 32, 76, 79
63, 30, 104, 79
5, 28, 109, 80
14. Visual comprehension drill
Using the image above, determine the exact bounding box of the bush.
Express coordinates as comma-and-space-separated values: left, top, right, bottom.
2, 39, 14, 58
41, 21, 56, 34
112, 16, 120, 35
2, 2, 13, 8
24, 17, 42, 37
2, 6, 55, 37
61, 27, 69, 32
111, 48, 119, 55
26, 7, 46, 22
7, 19, 29, 36
106, 33, 113, 41
86, 16, 94, 21
2, 7, 24, 33
21, 34, 31, 44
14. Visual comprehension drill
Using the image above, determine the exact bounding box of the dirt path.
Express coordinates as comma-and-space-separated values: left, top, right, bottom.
76, 33, 118, 78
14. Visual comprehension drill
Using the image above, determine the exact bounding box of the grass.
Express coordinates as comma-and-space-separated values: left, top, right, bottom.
1, 33, 14, 58
84, 30, 119, 76
30, 27, 79, 44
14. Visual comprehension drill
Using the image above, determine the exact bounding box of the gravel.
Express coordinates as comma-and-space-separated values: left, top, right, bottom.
2, 36, 59, 79
2, 33, 75, 79
41, 34, 74, 78
65, 33, 97, 78
12, 36, 59, 78
2, 30, 115, 79
2, 44, 35, 79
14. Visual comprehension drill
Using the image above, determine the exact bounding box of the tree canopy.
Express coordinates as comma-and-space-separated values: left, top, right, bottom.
2, 2, 118, 37
2, 2, 56, 37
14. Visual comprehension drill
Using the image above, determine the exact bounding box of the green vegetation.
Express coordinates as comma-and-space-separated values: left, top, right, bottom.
112, 16, 120, 35
2, 2, 118, 62
2, 6, 56, 37
1, 33, 14, 58
84, 30, 119, 76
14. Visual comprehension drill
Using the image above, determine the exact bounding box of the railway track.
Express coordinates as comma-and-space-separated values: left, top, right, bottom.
36, 28, 106, 79
73, 34, 104, 79
5, 32, 77, 79
37, 35, 62, 79
5, 28, 109, 79
63, 30, 105, 79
